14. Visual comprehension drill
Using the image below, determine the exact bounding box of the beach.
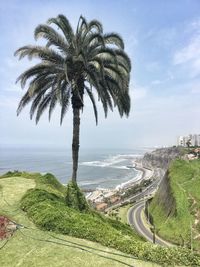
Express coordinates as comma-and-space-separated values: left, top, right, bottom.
86, 160, 153, 209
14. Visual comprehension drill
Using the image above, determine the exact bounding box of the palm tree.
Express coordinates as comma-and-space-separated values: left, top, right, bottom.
15, 15, 131, 184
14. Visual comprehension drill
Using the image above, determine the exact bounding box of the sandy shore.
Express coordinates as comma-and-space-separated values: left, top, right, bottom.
115, 162, 153, 190
135, 163, 153, 180
86, 161, 153, 203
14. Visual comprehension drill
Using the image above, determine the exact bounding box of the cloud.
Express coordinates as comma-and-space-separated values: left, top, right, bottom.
173, 34, 200, 65
173, 18, 200, 78
145, 61, 160, 72
0, 95, 19, 109
130, 85, 148, 100
187, 18, 200, 33
126, 34, 138, 50
188, 82, 200, 94
144, 27, 177, 48
151, 72, 174, 85
151, 80, 162, 85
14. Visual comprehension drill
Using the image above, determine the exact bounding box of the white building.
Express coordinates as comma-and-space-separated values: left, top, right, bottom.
177, 136, 184, 146
177, 134, 200, 147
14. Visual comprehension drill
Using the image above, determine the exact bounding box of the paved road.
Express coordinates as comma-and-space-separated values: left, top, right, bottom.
128, 200, 171, 246
105, 169, 162, 212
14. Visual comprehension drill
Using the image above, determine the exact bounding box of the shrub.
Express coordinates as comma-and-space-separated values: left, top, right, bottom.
65, 181, 88, 211
20, 185, 200, 266
38, 173, 65, 193
4, 170, 199, 266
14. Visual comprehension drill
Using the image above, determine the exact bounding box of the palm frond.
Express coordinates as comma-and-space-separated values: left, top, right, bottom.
117, 92, 131, 117
35, 92, 52, 123
85, 85, 98, 124
104, 33, 124, 49
28, 76, 54, 97
88, 20, 103, 33
60, 83, 71, 125
77, 15, 88, 35
90, 47, 118, 68
48, 89, 57, 121
15, 63, 59, 88
17, 92, 31, 115
104, 64, 128, 84
47, 15, 75, 47
14, 45, 64, 64
30, 87, 50, 119
80, 19, 103, 46
99, 80, 113, 113
115, 50, 132, 72
84, 33, 105, 48
49, 76, 65, 121
34, 24, 68, 53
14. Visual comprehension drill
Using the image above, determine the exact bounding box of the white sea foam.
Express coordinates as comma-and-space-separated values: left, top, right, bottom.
112, 165, 130, 170
115, 169, 143, 190
80, 154, 141, 169
79, 180, 99, 186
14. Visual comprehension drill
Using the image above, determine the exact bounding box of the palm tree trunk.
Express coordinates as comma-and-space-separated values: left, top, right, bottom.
72, 107, 80, 183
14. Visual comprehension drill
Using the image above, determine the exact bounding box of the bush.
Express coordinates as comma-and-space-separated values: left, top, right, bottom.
21, 188, 64, 211
65, 181, 88, 211
39, 173, 65, 192
20, 184, 200, 266
4, 170, 198, 266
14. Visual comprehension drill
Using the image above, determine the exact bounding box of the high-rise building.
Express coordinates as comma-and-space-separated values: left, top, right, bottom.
178, 136, 184, 146
198, 135, 200, 146
193, 134, 198, 146
177, 134, 200, 147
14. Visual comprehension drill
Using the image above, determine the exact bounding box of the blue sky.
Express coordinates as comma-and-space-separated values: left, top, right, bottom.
0, 0, 200, 148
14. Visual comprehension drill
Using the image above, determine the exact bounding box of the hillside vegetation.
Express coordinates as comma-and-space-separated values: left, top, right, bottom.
149, 159, 200, 250
1, 171, 200, 266
0, 174, 157, 267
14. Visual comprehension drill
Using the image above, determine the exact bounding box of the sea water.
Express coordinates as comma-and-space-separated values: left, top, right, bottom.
0, 146, 151, 189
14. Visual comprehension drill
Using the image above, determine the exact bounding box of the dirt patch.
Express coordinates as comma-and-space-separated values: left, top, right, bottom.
0, 215, 18, 240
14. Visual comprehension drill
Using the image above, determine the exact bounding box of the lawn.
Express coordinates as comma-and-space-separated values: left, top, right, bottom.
0, 175, 159, 267
0, 172, 199, 266
116, 204, 131, 224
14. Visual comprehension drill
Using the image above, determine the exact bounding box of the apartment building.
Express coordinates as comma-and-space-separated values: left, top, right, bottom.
177, 134, 200, 147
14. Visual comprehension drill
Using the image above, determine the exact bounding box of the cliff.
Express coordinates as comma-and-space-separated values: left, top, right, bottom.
143, 147, 181, 221
151, 171, 176, 218
149, 158, 200, 249
142, 147, 183, 170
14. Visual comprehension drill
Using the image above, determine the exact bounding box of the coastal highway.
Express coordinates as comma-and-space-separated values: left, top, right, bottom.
127, 200, 171, 246
104, 166, 172, 246
105, 167, 162, 212
126, 167, 172, 246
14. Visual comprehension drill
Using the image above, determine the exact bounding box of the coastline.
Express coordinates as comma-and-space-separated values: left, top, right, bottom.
86, 160, 153, 206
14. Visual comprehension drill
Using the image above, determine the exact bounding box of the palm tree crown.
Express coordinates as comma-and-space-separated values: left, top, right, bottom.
15, 14, 131, 182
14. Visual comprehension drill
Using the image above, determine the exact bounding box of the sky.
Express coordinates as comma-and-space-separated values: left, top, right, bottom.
0, 0, 200, 149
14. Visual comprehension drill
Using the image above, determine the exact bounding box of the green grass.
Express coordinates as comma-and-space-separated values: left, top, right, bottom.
115, 204, 131, 224
1, 171, 200, 266
0, 174, 159, 267
149, 159, 200, 250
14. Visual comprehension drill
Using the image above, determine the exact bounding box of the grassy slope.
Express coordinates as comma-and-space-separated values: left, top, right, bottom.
0, 172, 199, 266
112, 205, 131, 224
149, 159, 200, 250
0, 175, 159, 267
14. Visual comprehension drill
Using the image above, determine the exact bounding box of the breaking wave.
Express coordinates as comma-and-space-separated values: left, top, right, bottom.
80, 154, 141, 169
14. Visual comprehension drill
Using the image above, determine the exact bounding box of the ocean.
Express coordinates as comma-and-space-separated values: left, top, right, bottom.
0, 146, 151, 189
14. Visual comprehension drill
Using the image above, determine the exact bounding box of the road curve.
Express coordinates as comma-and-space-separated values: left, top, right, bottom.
128, 201, 172, 247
